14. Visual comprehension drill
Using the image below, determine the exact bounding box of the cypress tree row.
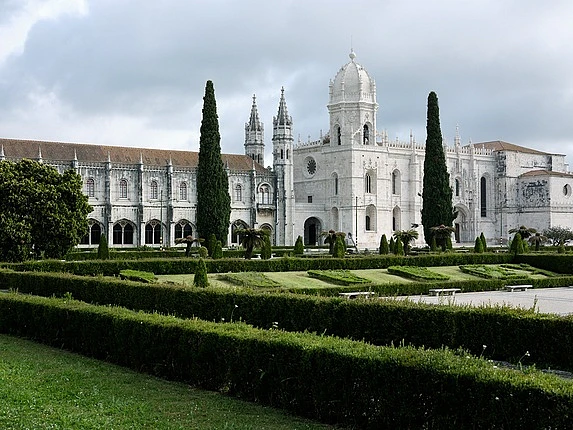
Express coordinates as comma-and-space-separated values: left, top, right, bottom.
421, 91, 456, 246
196, 80, 231, 245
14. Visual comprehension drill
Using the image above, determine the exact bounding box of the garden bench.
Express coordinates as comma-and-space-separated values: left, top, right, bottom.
428, 288, 461, 296
504, 284, 532, 292
339, 291, 375, 299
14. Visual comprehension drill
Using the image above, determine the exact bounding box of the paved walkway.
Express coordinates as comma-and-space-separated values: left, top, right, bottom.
398, 287, 573, 316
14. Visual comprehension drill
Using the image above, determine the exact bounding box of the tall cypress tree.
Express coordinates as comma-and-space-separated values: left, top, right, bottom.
196, 80, 231, 245
421, 91, 455, 246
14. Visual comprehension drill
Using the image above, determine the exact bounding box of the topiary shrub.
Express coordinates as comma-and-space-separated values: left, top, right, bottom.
193, 258, 209, 287
379, 234, 389, 255
260, 234, 272, 260
294, 235, 304, 255
394, 237, 404, 256
474, 236, 484, 253
198, 246, 208, 258
333, 235, 345, 258
480, 232, 487, 252
97, 234, 109, 260
207, 234, 217, 257
212, 240, 223, 259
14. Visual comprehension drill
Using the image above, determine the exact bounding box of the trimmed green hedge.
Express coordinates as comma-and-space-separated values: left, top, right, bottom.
516, 254, 573, 275
307, 270, 370, 285
4, 270, 573, 371
1, 293, 573, 429
1, 253, 514, 276
387, 265, 450, 281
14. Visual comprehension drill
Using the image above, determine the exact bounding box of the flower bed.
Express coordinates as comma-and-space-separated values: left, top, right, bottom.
307, 269, 370, 286
387, 265, 450, 281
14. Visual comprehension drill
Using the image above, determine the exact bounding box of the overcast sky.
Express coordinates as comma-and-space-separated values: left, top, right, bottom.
1, 0, 573, 168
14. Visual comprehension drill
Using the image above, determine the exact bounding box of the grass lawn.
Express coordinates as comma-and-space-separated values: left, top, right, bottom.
0, 334, 338, 430
155, 265, 557, 294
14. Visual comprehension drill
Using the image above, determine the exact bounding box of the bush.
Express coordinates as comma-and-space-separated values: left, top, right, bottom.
198, 246, 208, 258
394, 237, 404, 256
119, 269, 156, 283
294, 236, 304, 255
388, 266, 450, 281
212, 240, 223, 260
260, 234, 272, 260
97, 234, 109, 260
194, 258, 208, 287
2, 293, 573, 429
474, 237, 483, 253
379, 234, 389, 255
480, 232, 487, 252
307, 270, 370, 286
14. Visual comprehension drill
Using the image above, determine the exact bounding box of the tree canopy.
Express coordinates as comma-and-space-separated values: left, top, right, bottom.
196, 80, 231, 245
0, 159, 92, 261
421, 91, 456, 246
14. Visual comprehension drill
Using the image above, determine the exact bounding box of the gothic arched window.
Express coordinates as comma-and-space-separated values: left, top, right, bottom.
119, 179, 128, 199
86, 178, 95, 197
150, 180, 158, 200
179, 182, 188, 200
365, 173, 372, 194
363, 124, 370, 145
235, 184, 243, 202
480, 177, 487, 217
337, 126, 341, 145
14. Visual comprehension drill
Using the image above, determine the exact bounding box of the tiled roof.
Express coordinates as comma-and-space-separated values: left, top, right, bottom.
472, 140, 549, 155
0, 138, 269, 173
519, 169, 573, 179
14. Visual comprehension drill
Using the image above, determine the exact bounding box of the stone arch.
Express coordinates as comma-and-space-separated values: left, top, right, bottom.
304, 217, 323, 246
174, 219, 194, 240
113, 219, 135, 245
392, 206, 401, 232
259, 223, 274, 245
365, 204, 376, 231
231, 219, 249, 244
392, 169, 401, 195
145, 219, 164, 245
454, 204, 470, 243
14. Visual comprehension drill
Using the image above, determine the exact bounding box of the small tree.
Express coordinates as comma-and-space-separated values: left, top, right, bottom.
389, 237, 395, 254
207, 233, 217, 257
332, 235, 345, 258
394, 236, 404, 256
474, 236, 484, 253
322, 230, 337, 255
97, 234, 109, 260
528, 232, 546, 252
430, 224, 455, 252
175, 236, 203, 257
260, 234, 272, 260
430, 236, 438, 252
480, 232, 487, 252
509, 226, 537, 240
198, 246, 208, 258
237, 228, 266, 259
212, 240, 223, 259
510, 233, 523, 256
558, 243, 566, 254
543, 226, 573, 246
193, 258, 209, 288
294, 235, 304, 255
393, 229, 419, 255
379, 234, 389, 255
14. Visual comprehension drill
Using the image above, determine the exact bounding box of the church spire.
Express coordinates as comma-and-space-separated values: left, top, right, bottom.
244, 94, 264, 164
275, 87, 292, 127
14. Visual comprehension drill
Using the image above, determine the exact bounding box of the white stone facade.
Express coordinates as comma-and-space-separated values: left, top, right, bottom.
2, 50, 573, 250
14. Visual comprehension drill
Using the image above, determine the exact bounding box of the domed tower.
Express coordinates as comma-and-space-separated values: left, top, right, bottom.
328, 50, 378, 147
244, 94, 264, 164
273, 87, 295, 246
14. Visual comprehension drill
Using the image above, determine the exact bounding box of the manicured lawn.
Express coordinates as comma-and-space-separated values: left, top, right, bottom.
0, 334, 338, 430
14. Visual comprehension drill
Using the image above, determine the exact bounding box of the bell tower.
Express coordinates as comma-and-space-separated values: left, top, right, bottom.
272, 87, 294, 245
244, 94, 264, 164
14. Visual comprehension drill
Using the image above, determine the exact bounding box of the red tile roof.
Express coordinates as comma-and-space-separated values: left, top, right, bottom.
519, 169, 573, 179
472, 140, 549, 155
0, 138, 269, 173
